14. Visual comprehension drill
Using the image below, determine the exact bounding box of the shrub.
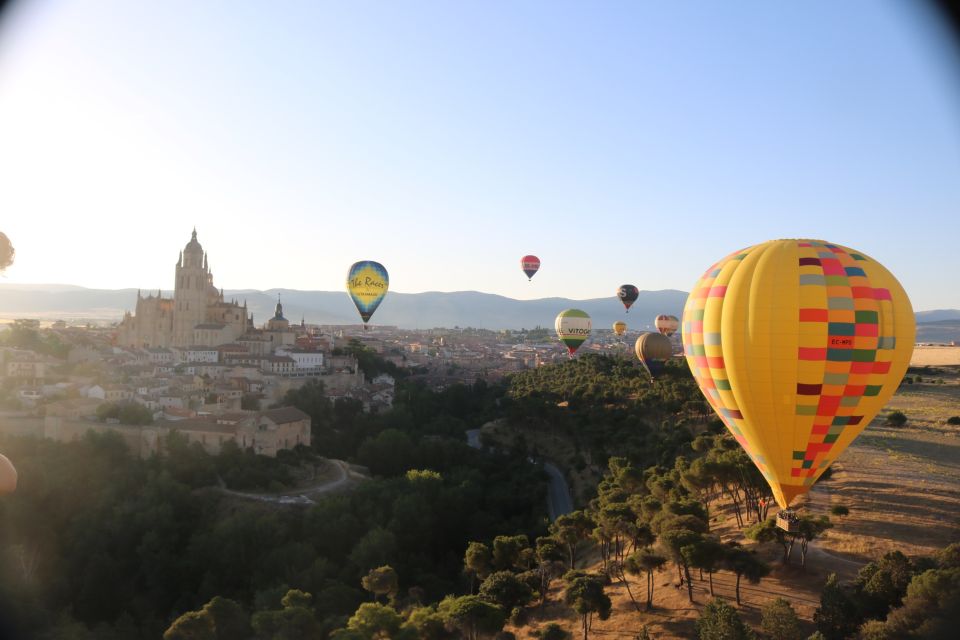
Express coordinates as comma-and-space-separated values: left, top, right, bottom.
885, 411, 907, 427
830, 505, 849, 518
534, 624, 571, 640
761, 597, 803, 640
946, 416, 960, 426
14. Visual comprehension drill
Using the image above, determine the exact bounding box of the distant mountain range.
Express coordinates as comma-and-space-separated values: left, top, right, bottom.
916, 320, 960, 344
0, 284, 688, 331
1, 284, 959, 337
915, 309, 960, 323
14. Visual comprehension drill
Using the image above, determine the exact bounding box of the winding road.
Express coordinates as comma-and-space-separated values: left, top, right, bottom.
466, 428, 573, 521
218, 459, 362, 506
542, 461, 574, 521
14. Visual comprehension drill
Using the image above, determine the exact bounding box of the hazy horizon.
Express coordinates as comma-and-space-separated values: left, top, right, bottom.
1, 1, 959, 309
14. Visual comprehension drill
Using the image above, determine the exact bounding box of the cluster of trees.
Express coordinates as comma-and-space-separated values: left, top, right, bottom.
313, 535, 614, 640
695, 596, 806, 640
277, 375, 501, 463
566, 451, 777, 612
331, 340, 406, 381
695, 542, 960, 640
0, 360, 546, 640
0, 323, 70, 359
95, 401, 154, 425
503, 355, 713, 472
812, 544, 960, 639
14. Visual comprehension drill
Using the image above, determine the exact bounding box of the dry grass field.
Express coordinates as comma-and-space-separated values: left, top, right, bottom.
910, 345, 960, 366
806, 368, 960, 561
502, 367, 960, 639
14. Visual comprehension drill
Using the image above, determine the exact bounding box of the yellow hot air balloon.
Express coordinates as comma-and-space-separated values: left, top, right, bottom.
0, 453, 16, 495
682, 239, 914, 509
612, 321, 627, 337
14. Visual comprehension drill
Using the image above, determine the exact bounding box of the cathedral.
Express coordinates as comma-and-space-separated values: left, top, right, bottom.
117, 230, 252, 348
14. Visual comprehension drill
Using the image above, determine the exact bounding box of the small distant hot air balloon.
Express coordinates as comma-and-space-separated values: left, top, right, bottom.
655, 314, 679, 337
635, 332, 673, 378
683, 239, 914, 510
555, 309, 591, 355
521, 255, 541, 281
617, 285, 639, 312
0, 453, 16, 495
612, 321, 627, 337
346, 261, 389, 325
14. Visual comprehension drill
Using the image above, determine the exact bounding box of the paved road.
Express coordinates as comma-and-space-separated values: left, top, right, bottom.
219, 459, 358, 506
466, 428, 482, 449
465, 428, 573, 521
542, 461, 574, 521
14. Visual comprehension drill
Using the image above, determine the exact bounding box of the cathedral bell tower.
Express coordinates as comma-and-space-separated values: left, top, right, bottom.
173, 228, 211, 347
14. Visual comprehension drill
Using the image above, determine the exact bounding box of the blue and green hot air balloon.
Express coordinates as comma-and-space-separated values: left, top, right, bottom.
346, 260, 389, 324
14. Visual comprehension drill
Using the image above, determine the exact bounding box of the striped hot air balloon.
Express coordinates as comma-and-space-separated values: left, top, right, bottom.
521, 255, 540, 281
655, 314, 679, 337
555, 309, 592, 355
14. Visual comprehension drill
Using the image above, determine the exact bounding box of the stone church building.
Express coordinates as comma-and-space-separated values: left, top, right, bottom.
117, 230, 252, 348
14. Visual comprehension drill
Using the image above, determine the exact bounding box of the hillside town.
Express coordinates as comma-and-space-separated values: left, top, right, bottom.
0, 231, 671, 459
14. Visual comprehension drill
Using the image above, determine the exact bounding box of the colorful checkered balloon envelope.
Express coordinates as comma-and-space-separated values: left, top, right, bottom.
682, 239, 915, 508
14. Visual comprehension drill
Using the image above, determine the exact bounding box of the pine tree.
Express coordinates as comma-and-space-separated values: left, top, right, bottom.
814, 573, 859, 640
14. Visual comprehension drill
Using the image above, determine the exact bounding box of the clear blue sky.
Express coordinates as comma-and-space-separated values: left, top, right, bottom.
1, 0, 958, 310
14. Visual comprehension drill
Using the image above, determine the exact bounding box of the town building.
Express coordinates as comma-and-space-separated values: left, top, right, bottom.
43, 407, 311, 458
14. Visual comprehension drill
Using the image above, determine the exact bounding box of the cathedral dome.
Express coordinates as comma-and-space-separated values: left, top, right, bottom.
184, 228, 203, 256
180, 228, 205, 268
